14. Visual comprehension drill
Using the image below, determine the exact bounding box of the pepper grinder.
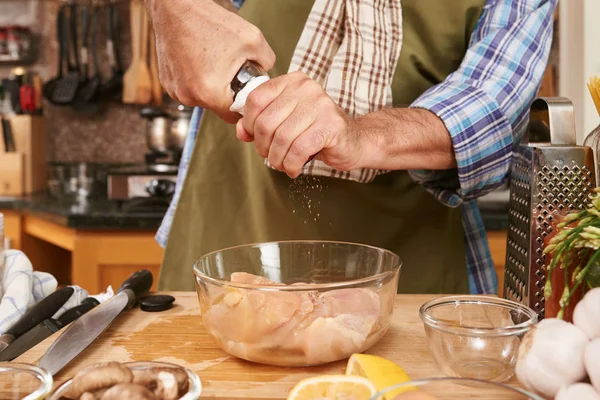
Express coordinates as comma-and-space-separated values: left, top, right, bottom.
229, 61, 318, 164
230, 61, 270, 116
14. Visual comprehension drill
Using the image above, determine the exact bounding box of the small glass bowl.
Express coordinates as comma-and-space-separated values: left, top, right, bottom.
370, 377, 543, 400
0, 363, 53, 399
48, 361, 202, 400
194, 240, 401, 366
419, 295, 537, 382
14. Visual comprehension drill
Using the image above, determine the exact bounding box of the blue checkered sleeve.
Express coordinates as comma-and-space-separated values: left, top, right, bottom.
410, 0, 556, 205
410, 0, 556, 294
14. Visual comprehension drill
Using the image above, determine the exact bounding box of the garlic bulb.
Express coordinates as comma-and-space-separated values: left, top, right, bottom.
574, 288, 600, 339
515, 318, 588, 398
585, 338, 600, 392
556, 383, 600, 400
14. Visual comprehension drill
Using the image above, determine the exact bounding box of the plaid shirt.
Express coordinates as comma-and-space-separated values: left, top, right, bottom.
156, 0, 557, 295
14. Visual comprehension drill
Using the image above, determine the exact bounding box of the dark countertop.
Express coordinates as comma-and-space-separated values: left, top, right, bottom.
0, 194, 167, 231
1, 188, 510, 232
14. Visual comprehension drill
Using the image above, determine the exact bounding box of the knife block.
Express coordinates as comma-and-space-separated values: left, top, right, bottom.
0, 153, 24, 196
5, 115, 47, 194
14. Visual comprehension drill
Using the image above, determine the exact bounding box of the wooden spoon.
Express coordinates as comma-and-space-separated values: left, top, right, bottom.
135, 5, 152, 104
122, 0, 139, 103
149, 26, 162, 106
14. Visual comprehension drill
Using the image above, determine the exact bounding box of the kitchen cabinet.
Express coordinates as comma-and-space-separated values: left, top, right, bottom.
1, 209, 163, 293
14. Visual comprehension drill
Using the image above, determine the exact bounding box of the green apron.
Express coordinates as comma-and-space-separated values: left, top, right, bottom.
160, 0, 486, 293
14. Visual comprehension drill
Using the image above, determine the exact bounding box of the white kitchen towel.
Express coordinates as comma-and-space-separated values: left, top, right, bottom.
0, 249, 89, 334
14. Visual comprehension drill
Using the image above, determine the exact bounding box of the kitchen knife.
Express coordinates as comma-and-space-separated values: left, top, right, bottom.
0, 286, 74, 353
0, 296, 100, 362
38, 270, 153, 376
1, 118, 15, 152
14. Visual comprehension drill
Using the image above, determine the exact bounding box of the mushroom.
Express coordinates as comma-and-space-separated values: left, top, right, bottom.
62, 362, 134, 399
100, 383, 157, 400
132, 367, 189, 397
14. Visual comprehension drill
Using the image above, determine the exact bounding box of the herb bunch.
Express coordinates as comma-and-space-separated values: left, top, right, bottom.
544, 188, 600, 319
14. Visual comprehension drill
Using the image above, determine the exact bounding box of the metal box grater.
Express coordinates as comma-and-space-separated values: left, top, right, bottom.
503, 97, 596, 320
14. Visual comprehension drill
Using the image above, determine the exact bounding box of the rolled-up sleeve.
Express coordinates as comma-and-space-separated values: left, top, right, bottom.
409, 0, 557, 207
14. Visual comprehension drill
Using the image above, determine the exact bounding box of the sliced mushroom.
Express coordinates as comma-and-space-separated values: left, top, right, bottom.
100, 383, 158, 400
63, 362, 134, 399
132, 367, 189, 396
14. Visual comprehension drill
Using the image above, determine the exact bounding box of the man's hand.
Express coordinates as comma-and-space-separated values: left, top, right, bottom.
237, 72, 365, 178
237, 72, 458, 177
144, 0, 276, 123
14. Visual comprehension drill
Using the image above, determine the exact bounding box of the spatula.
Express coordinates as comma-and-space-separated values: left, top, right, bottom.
99, 1, 123, 100
74, 3, 102, 112
149, 26, 162, 106
123, 0, 151, 104
136, 5, 152, 104
43, 5, 66, 102
52, 2, 81, 105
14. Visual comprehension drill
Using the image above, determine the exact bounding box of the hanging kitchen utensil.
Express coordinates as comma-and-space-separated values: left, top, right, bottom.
74, 3, 102, 112
0, 287, 74, 354
72, 4, 91, 104
37, 270, 153, 376
149, 25, 162, 106
503, 97, 597, 321
99, 0, 124, 100
52, 2, 81, 105
43, 5, 67, 102
123, 0, 151, 104
136, 3, 152, 104
0, 297, 100, 362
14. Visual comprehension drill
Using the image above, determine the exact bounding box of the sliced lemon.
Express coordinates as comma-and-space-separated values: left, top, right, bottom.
287, 375, 376, 400
346, 354, 414, 399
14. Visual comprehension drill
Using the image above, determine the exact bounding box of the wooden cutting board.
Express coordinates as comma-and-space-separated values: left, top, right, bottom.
15, 293, 525, 399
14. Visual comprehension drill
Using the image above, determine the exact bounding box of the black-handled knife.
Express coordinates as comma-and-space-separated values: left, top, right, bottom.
38, 270, 153, 376
1, 118, 15, 152
0, 286, 74, 354
0, 296, 100, 362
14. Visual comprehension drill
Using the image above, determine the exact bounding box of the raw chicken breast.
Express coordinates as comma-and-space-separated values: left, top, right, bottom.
203, 273, 382, 365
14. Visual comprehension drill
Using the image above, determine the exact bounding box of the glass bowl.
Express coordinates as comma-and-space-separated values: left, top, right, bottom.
48, 361, 202, 400
370, 377, 543, 400
419, 296, 537, 382
0, 363, 53, 399
193, 240, 401, 367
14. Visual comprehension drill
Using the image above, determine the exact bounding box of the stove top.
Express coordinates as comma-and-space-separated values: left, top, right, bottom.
107, 163, 178, 200
109, 164, 179, 176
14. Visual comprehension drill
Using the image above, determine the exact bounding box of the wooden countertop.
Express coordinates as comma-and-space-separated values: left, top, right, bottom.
15, 292, 523, 399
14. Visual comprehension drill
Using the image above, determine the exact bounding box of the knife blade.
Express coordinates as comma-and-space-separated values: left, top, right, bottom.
0, 296, 100, 362
0, 286, 75, 353
38, 270, 153, 376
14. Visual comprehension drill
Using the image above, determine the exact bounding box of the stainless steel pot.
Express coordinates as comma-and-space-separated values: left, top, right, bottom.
169, 104, 193, 152
140, 107, 173, 153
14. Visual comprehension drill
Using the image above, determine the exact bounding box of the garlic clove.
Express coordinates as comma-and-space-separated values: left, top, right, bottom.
516, 318, 589, 398
585, 338, 600, 392
556, 383, 600, 400
574, 288, 600, 339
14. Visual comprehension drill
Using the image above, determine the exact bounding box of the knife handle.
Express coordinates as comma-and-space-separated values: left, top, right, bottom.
57, 297, 100, 326
117, 270, 153, 298
5, 287, 75, 337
